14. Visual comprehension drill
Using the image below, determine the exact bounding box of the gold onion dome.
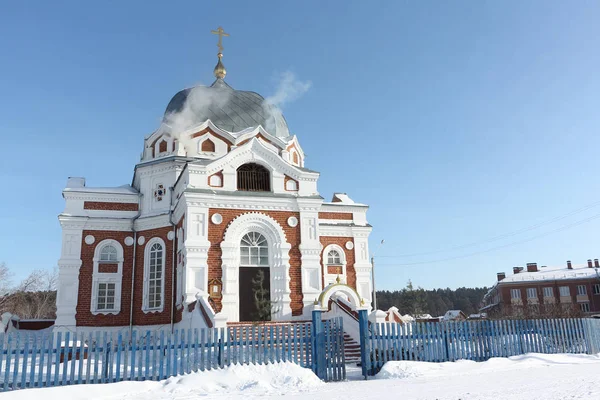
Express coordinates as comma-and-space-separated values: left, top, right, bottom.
214, 53, 226, 79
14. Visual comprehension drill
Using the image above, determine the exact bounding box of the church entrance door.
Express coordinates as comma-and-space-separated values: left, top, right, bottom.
239, 267, 271, 321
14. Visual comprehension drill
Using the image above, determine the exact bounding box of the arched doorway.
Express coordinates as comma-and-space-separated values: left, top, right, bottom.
238, 232, 271, 321
220, 212, 292, 322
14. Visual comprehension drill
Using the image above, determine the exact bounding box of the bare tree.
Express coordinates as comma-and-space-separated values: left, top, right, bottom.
0, 262, 13, 310
0, 265, 58, 319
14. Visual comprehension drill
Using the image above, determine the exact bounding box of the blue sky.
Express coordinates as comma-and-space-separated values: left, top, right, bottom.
1, 1, 600, 291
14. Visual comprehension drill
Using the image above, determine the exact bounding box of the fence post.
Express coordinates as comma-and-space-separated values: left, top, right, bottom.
311, 308, 325, 380
102, 339, 111, 382
443, 323, 450, 361
358, 308, 370, 379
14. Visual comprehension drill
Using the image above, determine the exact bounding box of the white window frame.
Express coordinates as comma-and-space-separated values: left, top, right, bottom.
240, 232, 269, 267
96, 282, 117, 311
143, 237, 166, 313
577, 285, 587, 296
594, 284, 600, 295
543, 287, 553, 297
91, 239, 123, 315
322, 244, 347, 286
559, 286, 570, 297
580, 302, 590, 313
526, 288, 537, 299
510, 289, 521, 299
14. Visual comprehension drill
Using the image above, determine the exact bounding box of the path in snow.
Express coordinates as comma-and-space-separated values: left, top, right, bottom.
3, 353, 600, 400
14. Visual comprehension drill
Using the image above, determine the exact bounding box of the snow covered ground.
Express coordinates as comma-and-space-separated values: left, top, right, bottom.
3, 353, 600, 400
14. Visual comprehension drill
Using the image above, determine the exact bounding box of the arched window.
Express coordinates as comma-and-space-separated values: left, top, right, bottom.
158, 139, 168, 153
99, 244, 118, 262
91, 240, 123, 315
327, 250, 342, 265
237, 163, 270, 192
144, 239, 165, 312
201, 138, 216, 152
240, 232, 268, 266
323, 245, 347, 286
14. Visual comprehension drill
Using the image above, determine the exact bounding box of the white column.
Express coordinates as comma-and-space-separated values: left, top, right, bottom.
183, 206, 211, 304
55, 223, 84, 332
298, 198, 324, 318
353, 228, 373, 310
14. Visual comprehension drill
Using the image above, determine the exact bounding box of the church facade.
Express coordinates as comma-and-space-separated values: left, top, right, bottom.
55, 36, 373, 332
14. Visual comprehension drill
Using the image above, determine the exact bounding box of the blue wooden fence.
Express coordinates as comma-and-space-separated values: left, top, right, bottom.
360, 317, 600, 377
0, 316, 345, 392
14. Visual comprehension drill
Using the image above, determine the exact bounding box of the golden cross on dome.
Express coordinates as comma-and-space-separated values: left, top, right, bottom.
210, 26, 230, 54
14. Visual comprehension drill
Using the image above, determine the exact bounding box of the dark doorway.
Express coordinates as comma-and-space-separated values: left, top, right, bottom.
239, 267, 271, 321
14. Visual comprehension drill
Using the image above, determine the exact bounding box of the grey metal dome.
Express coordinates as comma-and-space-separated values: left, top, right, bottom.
163, 79, 290, 138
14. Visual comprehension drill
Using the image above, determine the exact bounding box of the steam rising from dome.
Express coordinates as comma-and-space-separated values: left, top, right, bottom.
163, 78, 290, 138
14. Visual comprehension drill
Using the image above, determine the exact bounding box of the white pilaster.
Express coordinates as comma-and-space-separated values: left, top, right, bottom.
55, 220, 84, 332
183, 206, 211, 303
297, 198, 324, 318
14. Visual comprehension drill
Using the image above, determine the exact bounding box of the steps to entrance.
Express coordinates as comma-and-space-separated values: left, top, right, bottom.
344, 333, 361, 364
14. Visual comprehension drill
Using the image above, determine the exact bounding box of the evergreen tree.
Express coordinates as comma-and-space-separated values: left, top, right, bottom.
251, 269, 272, 321
376, 282, 489, 317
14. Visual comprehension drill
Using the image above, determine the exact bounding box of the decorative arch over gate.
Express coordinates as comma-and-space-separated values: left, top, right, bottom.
316, 281, 364, 310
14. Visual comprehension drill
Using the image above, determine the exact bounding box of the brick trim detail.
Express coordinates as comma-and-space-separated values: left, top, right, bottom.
84, 202, 139, 211
318, 212, 353, 220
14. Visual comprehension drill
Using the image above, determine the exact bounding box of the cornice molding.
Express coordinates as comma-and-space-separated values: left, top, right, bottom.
59, 216, 133, 231
63, 192, 139, 203
135, 214, 172, 231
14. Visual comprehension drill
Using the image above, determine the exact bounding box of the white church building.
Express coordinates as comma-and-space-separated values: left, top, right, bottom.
55, 30, 373, 333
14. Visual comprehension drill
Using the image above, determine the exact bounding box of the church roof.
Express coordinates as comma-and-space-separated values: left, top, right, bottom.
163, 79, 290, 138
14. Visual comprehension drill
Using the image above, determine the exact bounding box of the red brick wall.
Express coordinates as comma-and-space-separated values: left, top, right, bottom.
207, 209, 303, 316
327, 265, 343, 275
77, 226, 179, 327
98, 264, 118, 273
83, 202, 139, 211
320, 237, 356, 290
318, 212, 353, 220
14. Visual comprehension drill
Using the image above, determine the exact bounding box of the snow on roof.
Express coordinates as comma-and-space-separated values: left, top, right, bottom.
415, 314, 433, 320
500, 264, 600, 284
331, 193, 355, 204
443, 310, 465, 321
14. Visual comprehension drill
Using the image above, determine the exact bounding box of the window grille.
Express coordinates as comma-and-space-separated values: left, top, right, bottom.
97, 282, 116, 310
99, 245, 118, 262
148, 243, 164, 309
327, 250, 341, 265
237, 163, 270, 192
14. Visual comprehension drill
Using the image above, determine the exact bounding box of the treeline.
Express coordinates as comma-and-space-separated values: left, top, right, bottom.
376, 282, 489, 317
